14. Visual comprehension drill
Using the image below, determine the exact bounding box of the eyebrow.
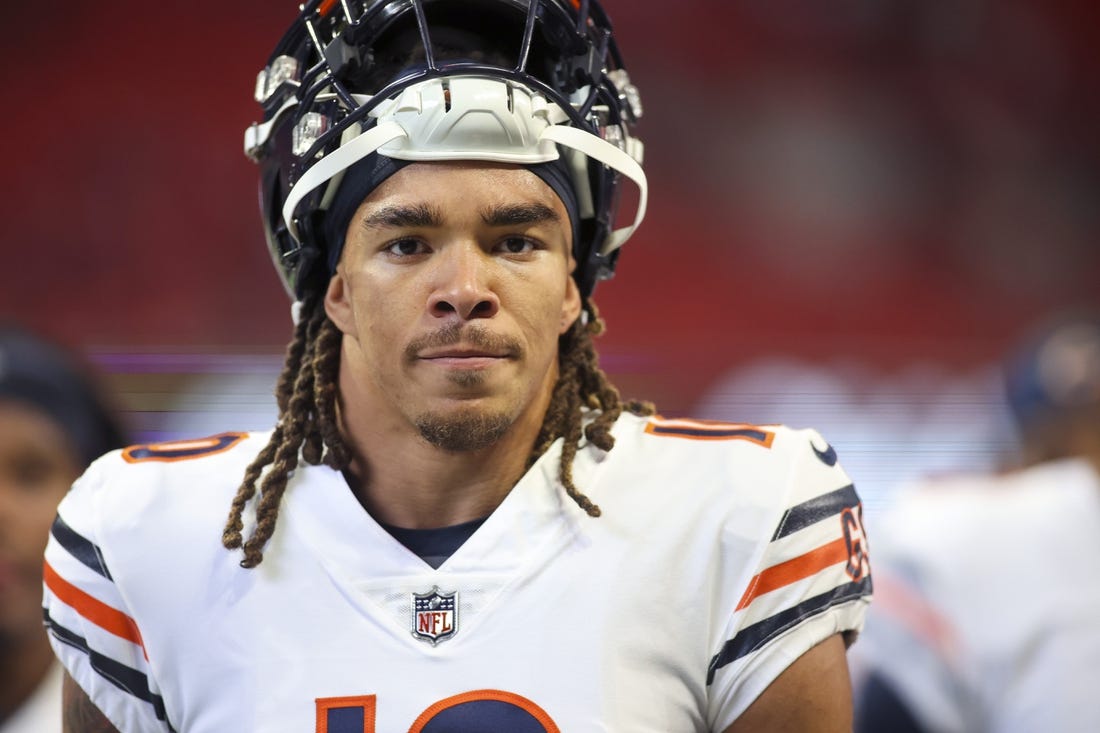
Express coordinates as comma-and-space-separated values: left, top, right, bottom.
361, 204, 443, 230
480, 202, 560, 227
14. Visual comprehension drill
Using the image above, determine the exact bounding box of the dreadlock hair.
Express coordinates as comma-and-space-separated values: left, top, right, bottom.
222, 295, 654, 568
529, 298, 655, 514
221, 294, 349, 568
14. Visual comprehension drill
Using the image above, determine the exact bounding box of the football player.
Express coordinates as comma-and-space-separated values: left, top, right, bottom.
44, 1, 872, 731
853, 313, 1100, 733
0, 327, 125, 733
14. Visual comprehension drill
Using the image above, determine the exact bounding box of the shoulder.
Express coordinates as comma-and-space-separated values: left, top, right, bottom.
70, 430, 270, 505
616, 411, 838, 464
54, 430, 273, 561
592, 412, 868, 591
41, 430, 269, 733
603, 414, 872, 728
45, 430, 276, 657
607, 412, 854, 509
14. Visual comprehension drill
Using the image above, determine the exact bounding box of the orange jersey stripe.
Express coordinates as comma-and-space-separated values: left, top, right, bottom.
736, 538, 849, 611
43, 560, 145, 650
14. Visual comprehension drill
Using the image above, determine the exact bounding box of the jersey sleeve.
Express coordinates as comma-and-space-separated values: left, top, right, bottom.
706, 428, 873, 731
42, 453, 176, 733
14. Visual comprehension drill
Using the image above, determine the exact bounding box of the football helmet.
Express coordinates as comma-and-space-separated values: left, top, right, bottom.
1004, 313, 1100, 427
245, 0, 646, 300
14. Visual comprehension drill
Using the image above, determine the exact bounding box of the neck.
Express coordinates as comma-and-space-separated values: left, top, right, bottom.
338, 356, 558, 530
0, 631, 54, 721
345, 429, 539, 528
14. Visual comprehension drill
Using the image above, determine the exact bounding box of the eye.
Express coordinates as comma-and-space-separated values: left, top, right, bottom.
385, 238, 428, 257
495, 237, 537, 255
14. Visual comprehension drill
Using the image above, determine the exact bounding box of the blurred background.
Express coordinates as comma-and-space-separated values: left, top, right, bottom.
2, 0, 1098, 518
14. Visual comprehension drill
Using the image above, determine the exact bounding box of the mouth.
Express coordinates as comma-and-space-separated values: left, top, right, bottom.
417, 348, 512, 369
406, 325, 524, 367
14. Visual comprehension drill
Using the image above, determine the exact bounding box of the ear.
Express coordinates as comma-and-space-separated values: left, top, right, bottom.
323, 271, 356, 335
559, 272, 582, 334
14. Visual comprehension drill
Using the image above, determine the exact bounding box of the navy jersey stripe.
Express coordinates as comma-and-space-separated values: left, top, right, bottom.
649, 426, 771, 440
51, 515, 113, 580
771, 485, 860, 541
706, 576, 872, 685
44, 610, 174, 731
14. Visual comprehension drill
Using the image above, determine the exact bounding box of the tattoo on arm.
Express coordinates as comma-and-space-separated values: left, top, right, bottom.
62, 671, 121, 733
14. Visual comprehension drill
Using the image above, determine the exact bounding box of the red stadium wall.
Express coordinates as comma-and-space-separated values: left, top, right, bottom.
3, 0, 1098, 413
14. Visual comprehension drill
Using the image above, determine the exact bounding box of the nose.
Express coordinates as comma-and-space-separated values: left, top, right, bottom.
427, 243, 500, 321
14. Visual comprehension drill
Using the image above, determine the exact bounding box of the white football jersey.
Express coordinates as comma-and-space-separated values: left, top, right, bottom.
43, 412, 871, 732
853, 458, 1100, 733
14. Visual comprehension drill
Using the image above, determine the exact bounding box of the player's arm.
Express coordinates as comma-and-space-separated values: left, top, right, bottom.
62, 667, 121, 732
721, 634, 853, 733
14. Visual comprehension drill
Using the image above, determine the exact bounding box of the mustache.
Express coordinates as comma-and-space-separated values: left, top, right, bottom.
404, 324, 524, 361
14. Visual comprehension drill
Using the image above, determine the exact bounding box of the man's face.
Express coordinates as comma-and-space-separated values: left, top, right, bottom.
325, 161, 581, 451
0, 401, 80, 643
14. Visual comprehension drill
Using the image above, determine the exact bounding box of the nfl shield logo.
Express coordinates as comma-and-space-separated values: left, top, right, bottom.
411, 587, 459, 645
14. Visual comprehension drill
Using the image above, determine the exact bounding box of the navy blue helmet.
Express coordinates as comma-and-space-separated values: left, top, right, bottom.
1004, 313, 1100, 428
245, 0, 647, 300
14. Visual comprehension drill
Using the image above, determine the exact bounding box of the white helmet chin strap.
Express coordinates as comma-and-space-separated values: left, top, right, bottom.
281, 76, 647, 257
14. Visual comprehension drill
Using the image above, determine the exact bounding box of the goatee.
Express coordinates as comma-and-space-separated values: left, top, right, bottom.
415, 409, 512, 452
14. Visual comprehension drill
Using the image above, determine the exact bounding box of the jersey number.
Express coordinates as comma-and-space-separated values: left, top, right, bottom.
121, 432, 247, 463
841, 505, 871, 582
644, 417, 776, 447
316, 689, 559, 733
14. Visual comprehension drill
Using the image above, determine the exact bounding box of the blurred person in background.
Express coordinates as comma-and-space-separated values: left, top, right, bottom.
0, 326, 126, 733
852, 312, 1100, 732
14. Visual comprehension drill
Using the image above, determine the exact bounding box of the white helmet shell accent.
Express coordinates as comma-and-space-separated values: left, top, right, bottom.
280, 75, 646, 257
247, 0, 646, 299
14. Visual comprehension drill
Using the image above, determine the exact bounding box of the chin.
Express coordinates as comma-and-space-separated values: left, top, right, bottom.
413, 405, 516, 452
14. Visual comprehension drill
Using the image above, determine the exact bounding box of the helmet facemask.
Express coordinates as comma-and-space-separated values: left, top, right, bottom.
246, 0, 646, 301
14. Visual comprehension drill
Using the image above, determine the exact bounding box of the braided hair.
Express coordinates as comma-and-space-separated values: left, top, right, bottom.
222, 296, 653, 568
